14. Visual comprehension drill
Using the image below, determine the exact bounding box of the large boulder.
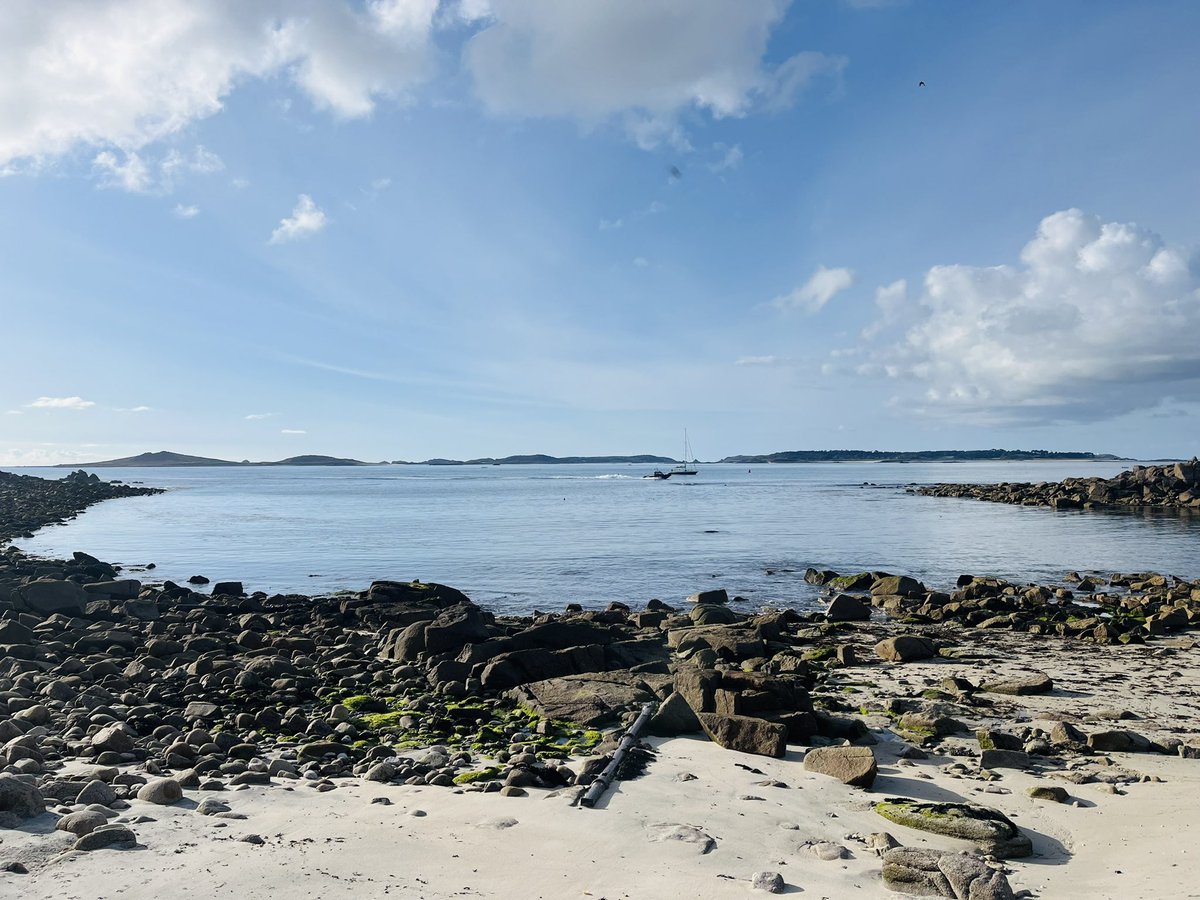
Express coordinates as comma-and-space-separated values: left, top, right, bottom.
687, 589, 729, 605
980, 672, 1053, 696
648, 691, 702, 736
479, 644, 607, 690
871, 575, 926, 598
881, 848, 1015, 899
875, 636, 937, 663
803, 745, 877, 788
0, 773, 45, 827
20, 579, 87, 616
137, 778, 183, 805
83, 579, 142, 599
697, 713, 787, 757
874, 799, 1032, 859
504, 672, 657, 727
423, 603, 492, 655
825, 594, 871, 622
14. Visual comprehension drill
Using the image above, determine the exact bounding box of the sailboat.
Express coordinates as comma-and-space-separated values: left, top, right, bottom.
669, 430, 698, 476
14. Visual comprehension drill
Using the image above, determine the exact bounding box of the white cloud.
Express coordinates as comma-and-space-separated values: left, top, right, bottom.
4, 410, 22, 415
860, 279, 907, 339
26, 396, 95, 409
281, 429, 307, 435
269, 195, 328, 244
736, 355, 780, 366
173, 204, 199, 219
465, 1, 843, 147
632, 256, 649, 268
244, 413, 275, 420
861, 208, 1200, 423
114, 405, 152, 412
772, 265, 855, 313
0, 0, 441, 169
92, 145, 223, 194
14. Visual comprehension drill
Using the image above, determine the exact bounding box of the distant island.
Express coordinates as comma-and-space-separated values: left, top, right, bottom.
55, 451, 382, 468
48, 448, 1126, 469
717, 449, 1124, 464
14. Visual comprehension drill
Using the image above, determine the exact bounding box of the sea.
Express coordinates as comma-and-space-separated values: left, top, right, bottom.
7, 461, 1199, 615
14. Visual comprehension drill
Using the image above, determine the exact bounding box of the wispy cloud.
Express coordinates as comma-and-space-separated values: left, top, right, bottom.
26, 396, 95, 410
771, 265, 855, 313
269, 194, 328, 244
93, 146, 223, 194
280, 429, 307, 435
708, 143, 743, 173
736, 355, 780, 367
173, 204, 199, 219
244, 412, 275, 420
114, 405, 152, 413
4, 410, 22, 416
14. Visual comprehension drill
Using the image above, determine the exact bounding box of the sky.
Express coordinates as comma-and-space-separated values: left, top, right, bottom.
2, 0, 1200, 465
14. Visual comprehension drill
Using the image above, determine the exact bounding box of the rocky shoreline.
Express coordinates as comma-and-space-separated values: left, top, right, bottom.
914, 458, 1200, 511
2, 471, 1199, 897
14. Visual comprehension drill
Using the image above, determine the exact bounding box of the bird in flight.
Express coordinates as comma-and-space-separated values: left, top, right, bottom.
919, 81, 926, 87
669, 165, 682, 180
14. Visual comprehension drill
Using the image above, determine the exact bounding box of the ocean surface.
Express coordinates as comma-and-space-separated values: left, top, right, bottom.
7, 461, 1199, 614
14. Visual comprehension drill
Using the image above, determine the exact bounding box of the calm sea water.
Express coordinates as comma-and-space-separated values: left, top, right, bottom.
7, 461, 1198, 614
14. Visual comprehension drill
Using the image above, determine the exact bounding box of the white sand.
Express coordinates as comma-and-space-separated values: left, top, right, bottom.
5, 635, 1200, 899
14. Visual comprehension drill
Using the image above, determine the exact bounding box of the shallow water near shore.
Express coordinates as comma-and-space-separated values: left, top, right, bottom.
7, 461, 1199, 613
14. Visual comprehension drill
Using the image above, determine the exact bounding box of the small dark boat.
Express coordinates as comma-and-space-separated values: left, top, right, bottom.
643, 470, 671, 480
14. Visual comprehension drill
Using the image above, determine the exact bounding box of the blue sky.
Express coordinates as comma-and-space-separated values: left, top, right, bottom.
3, 0, 1200, 465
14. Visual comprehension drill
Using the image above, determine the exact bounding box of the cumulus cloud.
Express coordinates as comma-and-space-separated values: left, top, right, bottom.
772, 265, 855, 313
269, 195, 328, 244
0, 0, 441, 169
860, 209, 1200, 422
26, 396, 95, 409
465, 0, 843, 147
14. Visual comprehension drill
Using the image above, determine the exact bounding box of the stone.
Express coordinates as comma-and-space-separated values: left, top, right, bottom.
826, 593, 871, 621
647, 691, 702, 737
688, 603, 739, 625
137, 778, 183, 805
871, 575, 926, 597
803, 745, 877, 788
875, 636, 937, 663
874, 799, 1032, 859
184, 701, 220, 720
697, 713, 787, 758
687, 589, 729, 605
74, 824, 137, 851
1087, 730, 1151, 753
1026, 785, 1069, 802
76, 779, 117, 807
979, 749, 1033, 771
751, 871, 785, 893
364, 763, 396, 782
91, 725, 135, 754
799, 840, 849, 860
56, 809, 109, 836
21, 579, 87, 615
980, 672, 1053, 696
211, 581, 244, 596
646, 823, 716, 853
0, 774, 45, 827
197, 798, 231, 815
866, 832, 901, 855
881, 848, 1015, 899
504, 673, 656, 727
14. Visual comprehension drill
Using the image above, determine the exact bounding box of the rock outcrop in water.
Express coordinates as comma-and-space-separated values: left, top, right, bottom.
914, 458, 1200, 510
0, 469, 163, 542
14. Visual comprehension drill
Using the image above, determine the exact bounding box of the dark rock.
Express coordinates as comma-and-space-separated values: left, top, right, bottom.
825, 594, 871, 622
875, 799, 1032, 859
0, 774, 44, 827
696, 713, 787, 757
981, 672, 1053, 696
74, 824, 137, 851
875, 636, 937, 662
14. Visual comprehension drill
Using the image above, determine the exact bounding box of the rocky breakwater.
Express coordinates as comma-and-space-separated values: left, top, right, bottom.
913, 458, 1200, 510
0, 469, 164, 544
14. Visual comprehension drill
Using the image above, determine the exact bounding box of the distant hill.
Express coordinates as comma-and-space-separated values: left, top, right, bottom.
718, 449, 1124, 464
394, 454, 676, 465
57, 451, 379, 468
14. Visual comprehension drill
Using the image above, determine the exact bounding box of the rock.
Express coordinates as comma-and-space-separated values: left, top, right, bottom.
20, 579, 87, 615
74, 823, 137, 851
184, 701, 220, 720
197, 798, 231, 815
504, 673, 656, 727
1087, 730, 1151, 753
365, 763, 396, 782
697, 713, 787, 758
56, 809, 109, 836
803, 745, 877, 788
881, 848, 1015, 899
751, 871, 785, 893
499, 786, 527, 797
979, 749, 1033, 771
867, 832, 901, 855
1026, 785, 1069, 802
76, 779, 117, 807
799, 840, 849, 860
826, 593, 871, 622
874, 799, 1032, 859
211, 581, 244, 596
689, 603, 739, 625
646, 823, 716, 853
981, 672, 1053, 696
647, 691, 702, 737
871, 575, 926, 597
0, 774, 45, 827
137, 778, 183, 805
91, 725, 135, 754
240, 833, 265, 845
687, 589, 729, 605
875, 636, 937, 663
